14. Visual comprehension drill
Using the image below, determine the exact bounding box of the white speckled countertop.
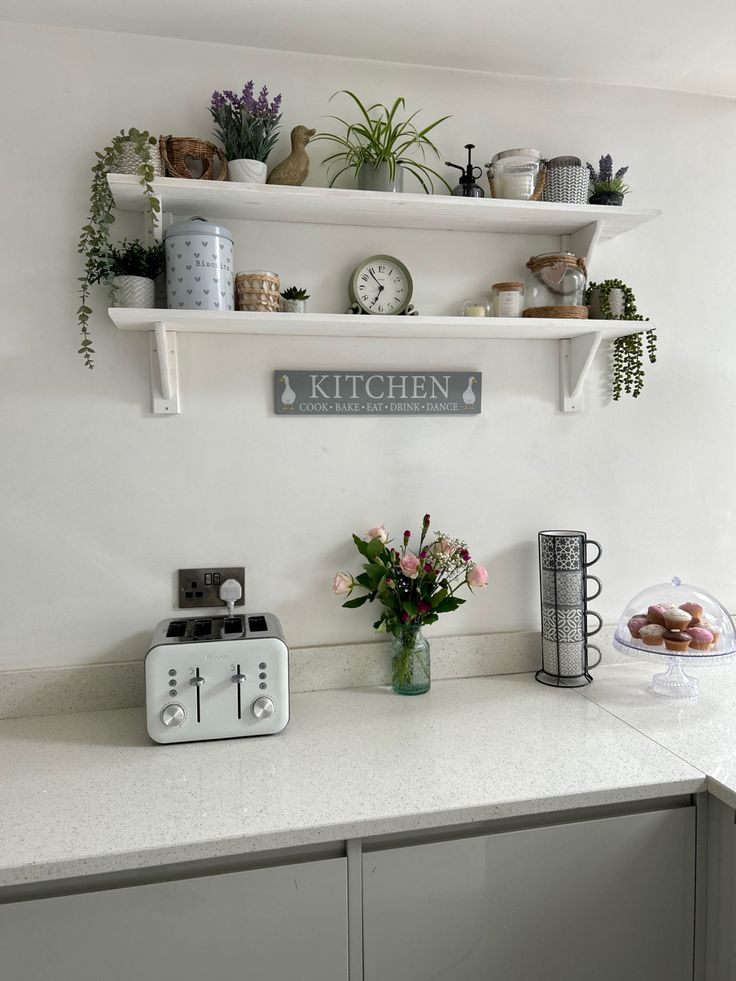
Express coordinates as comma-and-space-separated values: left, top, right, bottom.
580, 661, 736, 810
0, 673, 705, 888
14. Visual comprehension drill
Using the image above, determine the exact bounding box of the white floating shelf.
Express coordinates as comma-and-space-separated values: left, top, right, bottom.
110, 308, 647, 341
110, 308, 655, 416
108, 174, 660, 243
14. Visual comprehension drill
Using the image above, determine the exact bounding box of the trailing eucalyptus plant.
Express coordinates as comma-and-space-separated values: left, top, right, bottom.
586, 279, 657, 400
77, 129, 160, 369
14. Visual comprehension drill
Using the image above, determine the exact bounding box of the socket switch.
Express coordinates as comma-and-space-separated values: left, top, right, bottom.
177, 567, 245, 609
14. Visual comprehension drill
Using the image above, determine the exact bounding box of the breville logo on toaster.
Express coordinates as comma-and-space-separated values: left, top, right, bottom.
205, 652, 235, 661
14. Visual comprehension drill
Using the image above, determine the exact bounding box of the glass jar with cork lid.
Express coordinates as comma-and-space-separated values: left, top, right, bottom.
490, 282, 524, 318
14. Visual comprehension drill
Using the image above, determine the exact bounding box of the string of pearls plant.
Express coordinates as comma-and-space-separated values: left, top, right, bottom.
586, 279, 657, 400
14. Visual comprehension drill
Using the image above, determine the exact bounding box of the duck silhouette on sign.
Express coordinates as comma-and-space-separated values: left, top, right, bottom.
280, 374, 296, 410
462, 375, 477, 409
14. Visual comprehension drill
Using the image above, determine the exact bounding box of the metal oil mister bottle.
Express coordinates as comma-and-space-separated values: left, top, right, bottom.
446, 144, 485, 197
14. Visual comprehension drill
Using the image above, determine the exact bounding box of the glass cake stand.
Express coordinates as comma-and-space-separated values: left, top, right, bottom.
613, 577, 736, 698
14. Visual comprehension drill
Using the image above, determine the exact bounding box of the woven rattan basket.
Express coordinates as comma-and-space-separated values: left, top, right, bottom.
236, 272, 281, 312
159, 136, 227, 180
522, 305, 589, 319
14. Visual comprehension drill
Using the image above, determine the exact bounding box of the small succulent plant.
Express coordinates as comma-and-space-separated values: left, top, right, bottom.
586, 154, 630, 196
280, 285, 310, 300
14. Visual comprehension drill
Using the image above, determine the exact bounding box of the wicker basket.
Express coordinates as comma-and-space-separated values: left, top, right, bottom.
236, 272, 281, 312
522, 305, 589, 319
159, 136, 227, 180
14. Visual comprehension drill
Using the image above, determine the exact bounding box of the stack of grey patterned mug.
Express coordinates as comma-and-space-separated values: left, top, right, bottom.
537, 530, 603, 687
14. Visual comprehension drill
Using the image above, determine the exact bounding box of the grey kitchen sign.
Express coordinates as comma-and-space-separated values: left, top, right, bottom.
274, 370, 482, 415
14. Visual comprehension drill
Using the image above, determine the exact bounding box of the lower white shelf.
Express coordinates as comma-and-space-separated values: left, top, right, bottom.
108, 308, 655, 416
110, 308, 644, 341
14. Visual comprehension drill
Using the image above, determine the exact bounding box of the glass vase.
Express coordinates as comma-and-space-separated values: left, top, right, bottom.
391, 625, 430, 695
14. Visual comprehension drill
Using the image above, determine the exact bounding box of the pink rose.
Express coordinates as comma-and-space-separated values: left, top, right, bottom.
433, 536, 454, 557
333, 572, 353, 595
366, 524, 388, 543
399, 552, 420, 579
467, 564, 488, 588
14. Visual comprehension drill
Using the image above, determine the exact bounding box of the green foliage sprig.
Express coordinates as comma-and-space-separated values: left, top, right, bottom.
77, 129, 160, 369
314, 91, 452, 193
586, 279, 657, 400
90, 240, 164, 282
280, 285, 310, 300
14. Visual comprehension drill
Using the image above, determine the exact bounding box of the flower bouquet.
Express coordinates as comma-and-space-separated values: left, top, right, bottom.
210, 82, 282, 182
333, 514, 488, 695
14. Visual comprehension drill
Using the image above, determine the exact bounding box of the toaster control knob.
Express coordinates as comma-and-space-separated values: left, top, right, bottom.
232, 673, 246, 683
190, 676, 205, 686
251, 695, 276, 720
161, 703, 186, 727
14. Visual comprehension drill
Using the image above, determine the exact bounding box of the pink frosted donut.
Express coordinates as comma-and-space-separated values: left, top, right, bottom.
627, 616, 649, 638
685, 627, 714, 651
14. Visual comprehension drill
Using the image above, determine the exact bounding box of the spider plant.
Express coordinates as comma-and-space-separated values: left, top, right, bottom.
314, 91, 452, 193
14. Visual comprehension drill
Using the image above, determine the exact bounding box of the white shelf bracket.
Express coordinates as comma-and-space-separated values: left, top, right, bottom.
559, 331, 603, 413
561, 221, 602, 274
149, 322, 180, 415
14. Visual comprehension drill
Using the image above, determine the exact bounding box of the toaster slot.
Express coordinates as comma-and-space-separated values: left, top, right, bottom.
223, 616, 244, 636
166, 620, 188, 638
191, 619, 212, 639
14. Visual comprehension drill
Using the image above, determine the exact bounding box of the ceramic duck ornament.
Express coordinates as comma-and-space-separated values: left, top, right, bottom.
280, 374, 296, 409
267, 126, 317, 187
462, 376, 477, 408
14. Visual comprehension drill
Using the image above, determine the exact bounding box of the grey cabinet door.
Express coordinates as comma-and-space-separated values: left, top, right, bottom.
1, 857, 348, 981
363, 808, 695, 981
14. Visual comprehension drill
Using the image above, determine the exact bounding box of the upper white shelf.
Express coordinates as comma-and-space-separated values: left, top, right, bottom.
108, 174, 660, 241
110, 308, 650, 341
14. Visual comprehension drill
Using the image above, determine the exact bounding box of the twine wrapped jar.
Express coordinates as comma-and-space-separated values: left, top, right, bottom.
523, 253, 588, 319
235, 272, 281, 312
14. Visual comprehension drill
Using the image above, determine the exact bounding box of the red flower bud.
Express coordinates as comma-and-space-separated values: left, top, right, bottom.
403, 530, 411, 539
424, 563, 434, 574
423, 513, 431, 527
400, 611, 410, 623
417, 600, 430, 614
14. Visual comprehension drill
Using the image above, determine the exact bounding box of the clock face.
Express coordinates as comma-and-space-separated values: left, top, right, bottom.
350, 255, 413, 315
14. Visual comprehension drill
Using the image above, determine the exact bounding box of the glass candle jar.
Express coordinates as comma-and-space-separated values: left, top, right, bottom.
487, 149, 543, 200
462, 299, 490, 317
490, 282, 524, 317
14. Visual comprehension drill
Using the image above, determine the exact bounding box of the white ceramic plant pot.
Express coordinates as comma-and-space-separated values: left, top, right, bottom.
113, 275, 155, 308
228, 159, 268, 184
281, 298, 306, 313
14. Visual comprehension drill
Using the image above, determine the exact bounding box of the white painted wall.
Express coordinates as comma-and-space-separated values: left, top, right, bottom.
1, 22, 734, 670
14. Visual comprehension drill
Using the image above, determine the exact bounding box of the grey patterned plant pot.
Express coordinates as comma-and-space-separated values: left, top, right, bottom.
113, 276, 155, 309
588, 287, 625, 320
281, 299, 306, 313
116, 140, 162, 177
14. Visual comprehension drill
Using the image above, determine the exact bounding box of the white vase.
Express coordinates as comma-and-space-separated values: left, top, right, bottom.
228, 159, 268, 184
113, 276, 155, 309
281, 298, 306, 313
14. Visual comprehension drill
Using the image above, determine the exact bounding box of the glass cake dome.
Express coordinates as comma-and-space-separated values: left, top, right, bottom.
613, 577, 736, 697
